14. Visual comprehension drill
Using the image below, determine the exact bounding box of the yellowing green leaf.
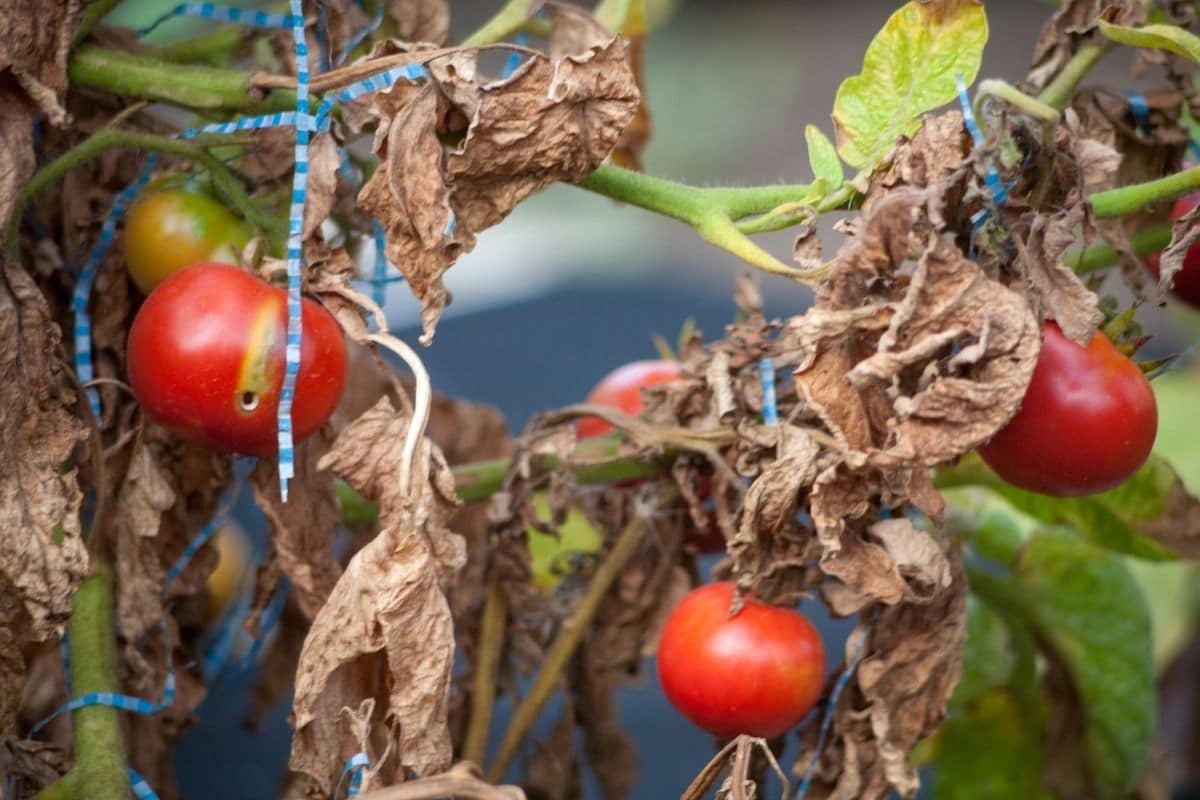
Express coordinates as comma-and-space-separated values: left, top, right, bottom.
805, 124, 843, 190
832, 0, 988, 169
1099, 20, 1200, 64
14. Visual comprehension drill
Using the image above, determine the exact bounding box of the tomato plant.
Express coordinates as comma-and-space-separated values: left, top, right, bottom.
656, 581, 825, 739
123, 175, 252, 293
524, 492, 603, 591
978, 321, 1157, 497
127, 263, 347, 456
1143, 193, 1200, 308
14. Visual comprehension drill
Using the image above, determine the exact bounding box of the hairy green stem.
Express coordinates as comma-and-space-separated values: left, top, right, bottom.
65, 559, 127, 800
7, 126, 284, 251
461, 572, 508, 767
462, 0, 543, 46
69, 45, 296, 113
1065, 223, 1173, 274
453, 443, 662, 504
974, 79, 1060, 124
1035, 42, 1113, 111
486, 514, 648, 782
1090, 165, 1200, 219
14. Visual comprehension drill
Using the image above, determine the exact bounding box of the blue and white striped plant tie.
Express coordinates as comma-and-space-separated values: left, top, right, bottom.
72, 153, 161, 420
163, 478, 243, 591
339, 0, 385, 66
334, 751, 370, 798
128, 767, 161, 800
277, 0, 314, 500
31, 621, 178, 735
1124, 91, 1152, 137
758, 358, 779, 426
957, 75, 1014, 254
201, 591, 253, 681
502, 32, 531, 79
242, 578, 291, 671
138, 3, 300, 38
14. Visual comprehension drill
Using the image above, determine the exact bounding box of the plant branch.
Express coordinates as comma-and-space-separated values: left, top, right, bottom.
73, 0, 122, 45
577, 164, 853, 280
148, 26, 252, 66
7, 126, 284, 252
485, 513, 649, 782
461, 571, 508, 767
974, 79, 1060, 124
64, 558, 127, 800
463, 0, 544, 46
1035, 42, 1113, 111
69, 45, 296, 112
1065, 223, 1173, 274
1090, 165, 1200, 219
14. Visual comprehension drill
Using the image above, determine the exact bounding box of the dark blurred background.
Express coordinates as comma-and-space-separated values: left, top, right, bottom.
99, 1, 1200, 797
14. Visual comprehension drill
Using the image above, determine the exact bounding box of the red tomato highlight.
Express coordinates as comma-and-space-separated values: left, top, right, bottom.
978, 321, 1157, 497
127, 263, 347, 456
656, 582, 825, 739
1144, 193, 1200, 308
575, 359, 683, 439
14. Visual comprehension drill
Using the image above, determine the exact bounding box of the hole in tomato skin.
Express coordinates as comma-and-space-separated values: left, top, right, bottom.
237, 391, 260, 413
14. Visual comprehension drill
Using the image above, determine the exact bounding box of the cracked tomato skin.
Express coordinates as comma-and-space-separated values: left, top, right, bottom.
127, 263, 347, 456
575, 359, 684, 439
978, 321, 1157, 497
656, 581, 825, 739
1143, 193, 1200, 309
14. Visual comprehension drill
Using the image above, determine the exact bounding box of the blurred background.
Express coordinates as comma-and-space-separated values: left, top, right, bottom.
97, 1, 1200, 797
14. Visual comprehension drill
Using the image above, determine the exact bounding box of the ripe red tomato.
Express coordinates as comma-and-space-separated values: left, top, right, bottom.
1143, 193, 1200, 308
127, 263, 347, 456
978, 321, 1157, 497
656, 581, 825, 739
575, 359, 683, 439
124, 176, 252, 294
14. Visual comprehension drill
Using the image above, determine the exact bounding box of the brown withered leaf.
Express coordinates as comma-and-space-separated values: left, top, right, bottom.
1026, 0, 1143, 91
359, 7, 638, 342
307, 0, 369, 65
292, 396, 465, 793
0, 612, 25, 742
251, 429, 343, 620
1011, 207, 1101, 345
387, 0, 450, 45
113, 441, 176, 642
573, 648, 638, 800
799, 552, 967, 799
1158, 200, 1200, 298
303, 132, 343, 240
0, 0, 81, 125
526, 707, 583, 800
0, 259, 88, 640
0, 85, 36, 233
0, 737, 67, 798
820, 519, 953, 617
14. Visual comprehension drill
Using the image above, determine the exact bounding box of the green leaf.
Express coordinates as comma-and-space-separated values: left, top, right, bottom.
1099, 20, 1200, 64
804, 125, 843, 190
953, 596, 1016, 706
832, 0, 988, 169
1014, 529, 1155, 800
931, 690, 1052, 800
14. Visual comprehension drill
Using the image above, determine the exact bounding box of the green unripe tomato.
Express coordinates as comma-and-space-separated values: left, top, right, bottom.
525, 493, 603, 591
123, 175, 253, 293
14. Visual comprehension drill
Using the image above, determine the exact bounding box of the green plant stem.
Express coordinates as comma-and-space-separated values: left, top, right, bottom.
1090, 165, 1200, 219
974, 79, 1060, 124
452, 441, 662, 504
461, 572, 508, 767
74, 0, 123, 45
69, 45, 296, 113
1035, 42, 1113, 111
6, 126, 284, 251
31, 772, 79, 800
462, 0, 544, 46
1065, 223, 1174, 274
485, 514, 648, 782
65, 559, 127, 800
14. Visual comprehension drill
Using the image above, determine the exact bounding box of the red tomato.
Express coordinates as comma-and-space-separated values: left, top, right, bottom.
978, 321, 1157, 497
575, 359, 683, 439
124, 177, 252, 294
127, 263, 347, 456
656, 582, 825, 739
1144, 193, 1200, 308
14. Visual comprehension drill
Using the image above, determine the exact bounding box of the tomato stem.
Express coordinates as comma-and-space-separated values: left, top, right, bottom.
461, 571, 508, 767
1035, 42, 1113, 112
1090, 165, 1200, 219
461, 0, 543, 46
485, 513, 649, 782
1065, 223, 1174, 274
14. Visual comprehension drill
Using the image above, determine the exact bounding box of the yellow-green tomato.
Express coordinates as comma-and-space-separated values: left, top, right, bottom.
123, 176, 252, 293
525, 493, 602, 592
204, 519, 252, 624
